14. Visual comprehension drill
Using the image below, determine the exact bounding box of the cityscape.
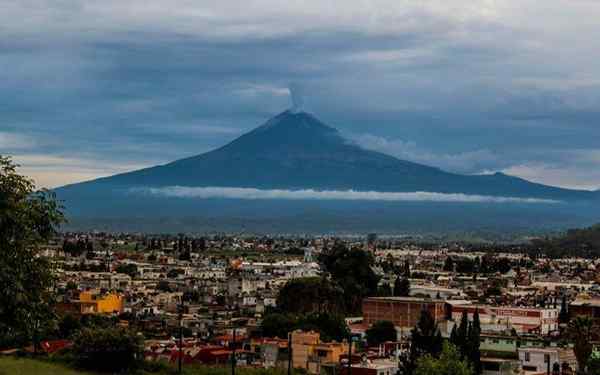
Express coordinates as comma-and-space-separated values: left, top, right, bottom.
3, 1, 600, 375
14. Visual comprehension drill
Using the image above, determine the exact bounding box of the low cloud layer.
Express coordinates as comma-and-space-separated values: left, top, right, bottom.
132, 186, 559, 204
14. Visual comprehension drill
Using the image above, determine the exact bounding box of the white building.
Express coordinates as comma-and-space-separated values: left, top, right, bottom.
452, 304, 559, 335
517, 347, 577, 374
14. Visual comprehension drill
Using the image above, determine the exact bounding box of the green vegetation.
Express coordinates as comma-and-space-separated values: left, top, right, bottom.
567, 316, 595, 373
0, 356, 98, 375
72, 327, 143, 372
318, 242, 379, 314
449, 311, 481, 374
261, 312, 349, 342
530, 223, 600, 257
414, 342, 473, 375
0, 156, 65, 349
0, 356, 307, 375
365, 320, 396, 346
403, 309, 443, 375
276, 277, 344, 315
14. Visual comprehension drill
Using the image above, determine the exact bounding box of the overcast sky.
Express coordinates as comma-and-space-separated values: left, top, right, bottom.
2, 1, 600, 190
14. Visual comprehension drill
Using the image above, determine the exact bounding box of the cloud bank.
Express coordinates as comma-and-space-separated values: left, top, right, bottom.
132, 186, 559, 204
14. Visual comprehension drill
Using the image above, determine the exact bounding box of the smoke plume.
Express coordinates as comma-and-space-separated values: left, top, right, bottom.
289, 82, 306, 113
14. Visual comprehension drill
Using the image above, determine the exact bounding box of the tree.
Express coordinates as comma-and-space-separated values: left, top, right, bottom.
72, 327, 143, 372
277, 277, 344, 315
407, 309, 444, 374
261, 313, 296, 339
394, 275, 411, 297
588, 352, 600, 375
297, 312, 349, 342
559, 294, 570, 324
261, 312, 349, 342
414, 342, 473, 375
57, 313, 82, 339
377, 283, 393, 297
366, 320, 397, 346
319, 243, 379, 314
452, 311, 469, 356
115, 263, 138, 278
0, 156, 65, 348
466, 310, 481, 374
568, 316, 595, 373
404, 259, 411, 278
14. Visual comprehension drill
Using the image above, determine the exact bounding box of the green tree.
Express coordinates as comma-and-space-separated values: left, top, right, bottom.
366, 320, 397, 346
466, 310, 481, 374
559, 295, 570, 324
277, 277, 344, 315
394, 276, 411, 297
297, 313, 349, 342
414, 342, 473, 375
72, 327, 143, 372
568, 316, 595, 373
407, 309, 443, 374
0, 156, 65, 348
452, 311, 469, 356
377, 283, 393, 297
261, 313, 296, 339
588, 351, 600, 375
261, 312, 349, 342
57, 313, 82, 339
319, 243, 379, 314
115, 263, 138, 278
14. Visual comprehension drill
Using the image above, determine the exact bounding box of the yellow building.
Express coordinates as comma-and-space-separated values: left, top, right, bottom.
290, 330, 351, 374
76, 291, 123, 314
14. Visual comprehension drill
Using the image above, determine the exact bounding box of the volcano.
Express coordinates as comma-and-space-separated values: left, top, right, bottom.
55, 110, 600, 233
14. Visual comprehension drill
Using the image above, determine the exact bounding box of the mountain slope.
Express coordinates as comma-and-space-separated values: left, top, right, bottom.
57, 110, 596, 201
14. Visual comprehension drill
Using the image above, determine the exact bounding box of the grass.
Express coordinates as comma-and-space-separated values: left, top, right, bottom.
0, 356, 98, 375
0, 356, 304, 375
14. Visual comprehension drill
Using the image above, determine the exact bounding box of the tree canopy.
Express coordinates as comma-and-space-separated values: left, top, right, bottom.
365, 320, 396, 346
319, 242, 379, 314
414, 342, 473, 375
0, 156, 64, 348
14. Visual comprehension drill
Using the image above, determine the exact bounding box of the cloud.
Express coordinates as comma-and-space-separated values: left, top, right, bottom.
11, 154, 149, 189
349, 133, 514, 174
132, 186, 559, 204
0, 132, 36, 150
2, 0, 600, 189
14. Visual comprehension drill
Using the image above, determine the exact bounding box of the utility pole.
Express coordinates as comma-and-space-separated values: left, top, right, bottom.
287, 332, 292, 375
178, 300, 183, 374
347, 335, 352, 375
231, 328, 236, 375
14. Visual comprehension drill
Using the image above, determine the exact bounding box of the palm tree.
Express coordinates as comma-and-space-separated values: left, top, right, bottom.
567, 316, 595, 373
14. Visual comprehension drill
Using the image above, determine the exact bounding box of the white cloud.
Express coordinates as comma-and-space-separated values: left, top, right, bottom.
503, 162, 600, 191
349, 133, 511, 174
132, 186, 559, 204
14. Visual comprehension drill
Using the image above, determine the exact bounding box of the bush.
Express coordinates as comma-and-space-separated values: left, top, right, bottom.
366, 320, 396, 346
72, 327, 143, 372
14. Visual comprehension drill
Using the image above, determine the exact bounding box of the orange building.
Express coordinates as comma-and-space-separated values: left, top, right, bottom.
70, 291, 123, 315
290, 330, 351, 374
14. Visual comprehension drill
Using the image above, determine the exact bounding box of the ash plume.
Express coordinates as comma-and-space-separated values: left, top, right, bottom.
289, 82, 306, 113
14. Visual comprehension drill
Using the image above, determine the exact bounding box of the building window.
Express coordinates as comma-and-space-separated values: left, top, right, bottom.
525, 352, 530, 362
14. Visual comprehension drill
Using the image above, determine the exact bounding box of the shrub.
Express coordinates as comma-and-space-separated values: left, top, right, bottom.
72, 327, 143, 372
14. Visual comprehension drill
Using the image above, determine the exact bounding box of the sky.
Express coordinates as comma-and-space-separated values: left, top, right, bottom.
2, 1, 600, 190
